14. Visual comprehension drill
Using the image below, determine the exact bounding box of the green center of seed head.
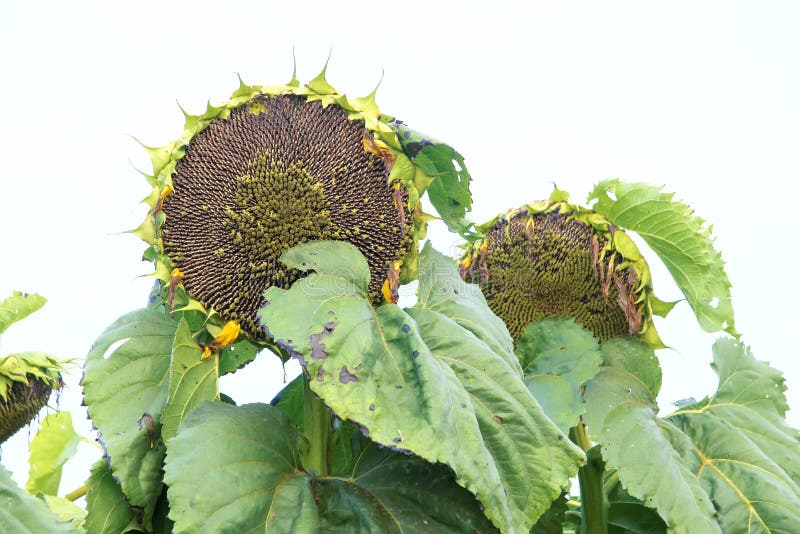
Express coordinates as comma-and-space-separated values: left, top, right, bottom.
222, 153, 339, 285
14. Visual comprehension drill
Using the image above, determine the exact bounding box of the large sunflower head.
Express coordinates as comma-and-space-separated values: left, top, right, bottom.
0, 352, 64, 444
135, 67, 451, 340
459, 190, 663, 346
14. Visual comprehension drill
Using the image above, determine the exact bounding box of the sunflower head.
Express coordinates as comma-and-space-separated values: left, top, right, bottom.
0, 353, 64, 444
459, 190, 663, 346
135, 67, 444, 340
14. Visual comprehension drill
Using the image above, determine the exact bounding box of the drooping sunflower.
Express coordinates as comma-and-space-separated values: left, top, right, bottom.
459, 190, 668, 346
135, 65, 469, 340
0, 353, 64, 444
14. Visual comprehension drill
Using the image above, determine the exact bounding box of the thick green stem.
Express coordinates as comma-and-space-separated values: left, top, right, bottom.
303, 374, 331, 476
571, 422, 607, 534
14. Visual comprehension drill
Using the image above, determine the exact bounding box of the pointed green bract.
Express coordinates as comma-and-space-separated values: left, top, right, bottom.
0, 465, 75, 533
588, 179, 737, 336
161, 319, 219, 442
26, 411, 80, 496
584, 338, 800, 532
82, 309, 177, 512
259, 241, 584, 532
516, 318, 604, 434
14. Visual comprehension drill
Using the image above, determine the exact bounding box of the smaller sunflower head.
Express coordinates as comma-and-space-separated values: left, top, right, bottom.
0, 352, 65, 444
459, 190, 662, 345
135, 66, 453, 341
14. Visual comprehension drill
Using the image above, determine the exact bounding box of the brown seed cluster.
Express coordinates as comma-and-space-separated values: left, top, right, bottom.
0, 378, 53, 444
460, 209, 641, 341
162, 95, 413, 338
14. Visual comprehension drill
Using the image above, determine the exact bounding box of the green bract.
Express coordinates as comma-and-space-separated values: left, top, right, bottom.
460, 189, 667, 346
134, 64, 470, 340
0, 292, 65, 444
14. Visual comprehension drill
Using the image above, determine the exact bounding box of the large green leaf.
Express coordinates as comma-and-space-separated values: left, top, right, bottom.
516, 318, 604, 434
0, 291, 46, 337
82, 308, 177, 510
588, 180, 736, 336
161, 318, 219, 442
390, 122, 473, 236
259, 240, 584, 532
164, 401, 496, 533
0, 464, 75, 533
85, 460, 140, 534
584, 338, 800, 533
27, 411, 80, 495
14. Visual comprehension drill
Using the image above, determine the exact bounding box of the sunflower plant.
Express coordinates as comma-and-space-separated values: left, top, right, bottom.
3, 68, 799, 534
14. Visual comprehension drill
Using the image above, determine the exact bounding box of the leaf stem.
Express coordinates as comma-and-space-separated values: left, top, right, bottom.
303, 373, 331, 476
65, 484, 87, 501
571, 422, 607, 534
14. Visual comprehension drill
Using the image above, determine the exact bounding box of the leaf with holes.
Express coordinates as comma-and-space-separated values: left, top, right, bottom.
259, 240, 584, 532
584, 337, 800, 533
82, 308, 177, 513
588, 180, 736, 336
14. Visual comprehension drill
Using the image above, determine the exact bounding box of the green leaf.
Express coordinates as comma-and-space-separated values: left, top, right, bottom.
27, 411, 80, 495
165, 401, 496, 533
0, 291, 46, 337
85, 460, 140, 534
217, 338, 260, 375
585, 338, 800, 533
82, 308, 177, 510
588, 180, 736, 336
531, 493, 568, 534
316, 432, 497, 533
391, 122, 473, 235
40, 495, 87, 531
164, 402, 320, 533
516, 318, 604, 434
161, 319, 219, 443
259, 241, 584, 532
0, 464, 74, 533
606, 479, 667, 534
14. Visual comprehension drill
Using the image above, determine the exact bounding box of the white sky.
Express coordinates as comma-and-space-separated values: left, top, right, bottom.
1, 1, 798, 495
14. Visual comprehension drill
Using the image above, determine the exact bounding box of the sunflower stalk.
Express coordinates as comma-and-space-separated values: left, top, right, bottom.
302, 373, 332, 476
571, 422, 607, 534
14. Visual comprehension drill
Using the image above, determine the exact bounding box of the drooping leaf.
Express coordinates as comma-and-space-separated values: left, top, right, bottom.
161, 318, 219, 442
85, 460, 140, 534
165, 401, 496, 533
584, 338, 800, 533
530, 493, 569, 534
27, 411, 80, 495
316, 432, 497, 533
0, 464, 75, 533
390, 122, 473, 235
588, 180, 736, 336
606, 475, 667, 534
82, 308, 177, 511
516, 318, 604, 433
217, 338, 260, 375
259, 240, 584, 532
0, 291, 46, 337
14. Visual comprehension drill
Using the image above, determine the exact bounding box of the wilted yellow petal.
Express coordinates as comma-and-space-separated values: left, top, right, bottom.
201, 346, 213, 360
210, 321, 241, 349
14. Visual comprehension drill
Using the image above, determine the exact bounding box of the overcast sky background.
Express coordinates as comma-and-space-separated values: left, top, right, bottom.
1, 1, 798, 495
